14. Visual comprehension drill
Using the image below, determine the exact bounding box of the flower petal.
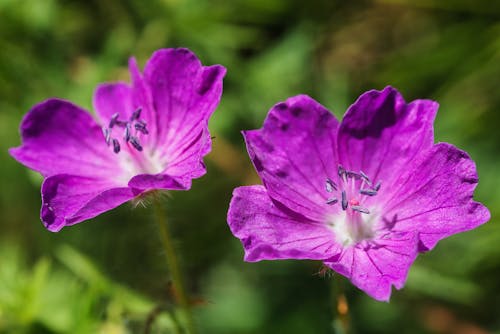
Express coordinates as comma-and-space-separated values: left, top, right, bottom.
9, 99, 122, 179
41, 174, 137, 232
143, 48, 225, 164
381, 143, 490, 251
337, 86, 437, 187
228, 185, 342, 262
243, 95, 340, 222
325, 231, 418, 301
93, 82, 133, 125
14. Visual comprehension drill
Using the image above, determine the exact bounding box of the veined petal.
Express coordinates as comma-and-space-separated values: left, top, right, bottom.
93, 82, 133, 125
381, 143, 490, 251
41, 174, 137, 232
337, 86, 437, 187
9, 99, 123, 179
243, 95, 340, 222
325, 231, 418, 301
143, 48, 225, 168
228, 186, 342, 262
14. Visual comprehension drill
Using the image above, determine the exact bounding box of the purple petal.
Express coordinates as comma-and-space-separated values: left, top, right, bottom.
325, 231, 418, 301
9, 99, 122, 178
381, 143, 490, 251
243, 95, 340, 222
228, 185, 342, 262
337, 86, 438, 187
93, 82, 133, 126
143, 48, 225, 157
128, 57, 157, 146
41, 174, 136, 232
128, 173, 187, 191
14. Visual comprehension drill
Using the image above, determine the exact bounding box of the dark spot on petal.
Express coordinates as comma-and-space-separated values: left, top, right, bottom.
290, 105, 302, 117
342, 89, 399, 139
252, 155, 264, 172
274, 102, 288, 111
276, 170, 288, 178
243, 237, 252, 248
417, 240, 429, 252
198, 67, 221, 95
280, 123, 289, 131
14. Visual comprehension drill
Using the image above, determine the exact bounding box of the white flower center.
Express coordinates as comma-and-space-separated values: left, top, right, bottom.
323, 166, 381, 246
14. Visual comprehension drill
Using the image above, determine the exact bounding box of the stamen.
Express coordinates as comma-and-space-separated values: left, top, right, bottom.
129, 136, 143, 151
109, 113, 119, 128
325, 178, 337, 192
360, 170, 371, 184
360, 189, 377, 196
112, 138, 120, 153
115, 120, 128, 127
351, 205, 370, 214
102, 127, 111, 146
130, 107, 142, 121
124, 123, 131, 142
326, 197, 338, 205
346, 171, 361, 179
341, 191, 347, 210
374, 181, 381, 191
338, 165, 346, 177
134, 120, 149, 134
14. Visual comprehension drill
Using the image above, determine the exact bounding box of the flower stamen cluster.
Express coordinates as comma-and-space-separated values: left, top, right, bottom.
101, 107, 148, 153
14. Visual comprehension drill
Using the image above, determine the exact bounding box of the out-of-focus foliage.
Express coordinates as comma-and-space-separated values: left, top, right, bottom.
0, 243, 177, 333
0, 0, 498, 333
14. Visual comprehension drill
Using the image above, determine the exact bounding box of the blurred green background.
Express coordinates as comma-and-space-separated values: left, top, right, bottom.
1, 0, 499, 333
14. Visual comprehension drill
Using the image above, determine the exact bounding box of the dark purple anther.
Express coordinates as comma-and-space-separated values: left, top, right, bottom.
112, 138, 120, 153
130, 107, 142, 121
347, 171, 361, 179
374, 181, 381, 191
352, 205, 370, 214
360, 189, 377, 196
109, 113, 119, 128
360, 170, 371, 184
325, 178, 336, 192
341, 190, 347, 210
102, 127, 111, 146
338, 165, 346, 177
134, 120, 149, 134
124, 123, 131, 142
326, 197, 338, 205
129, 136, 143, 151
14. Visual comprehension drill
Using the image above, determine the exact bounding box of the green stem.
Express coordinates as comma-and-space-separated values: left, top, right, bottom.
153, 196, 197, 334
331, 277, 350, 334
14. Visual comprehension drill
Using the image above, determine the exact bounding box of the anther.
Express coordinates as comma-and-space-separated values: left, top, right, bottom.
102, 127, 111, 146
360, 170, 371, 183
351, 206, 370, 214
134, 120, 149, 134
360, 189, 377, 196
109, 113, 119, 128
374, 181, 381, 191
129, 136, 143, 151
338, 165, 346, 177
124, 123, 131, 142
341, 191, 347, 210
112, 139, 120, 153
326, 197, 338, 205
346, 171, 361, 179
325, 178, 337, 192
130, 107, 142, 121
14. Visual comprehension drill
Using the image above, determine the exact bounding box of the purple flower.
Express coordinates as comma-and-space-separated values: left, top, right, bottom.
10, 48, 225, 232
227, 87, 489, 301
